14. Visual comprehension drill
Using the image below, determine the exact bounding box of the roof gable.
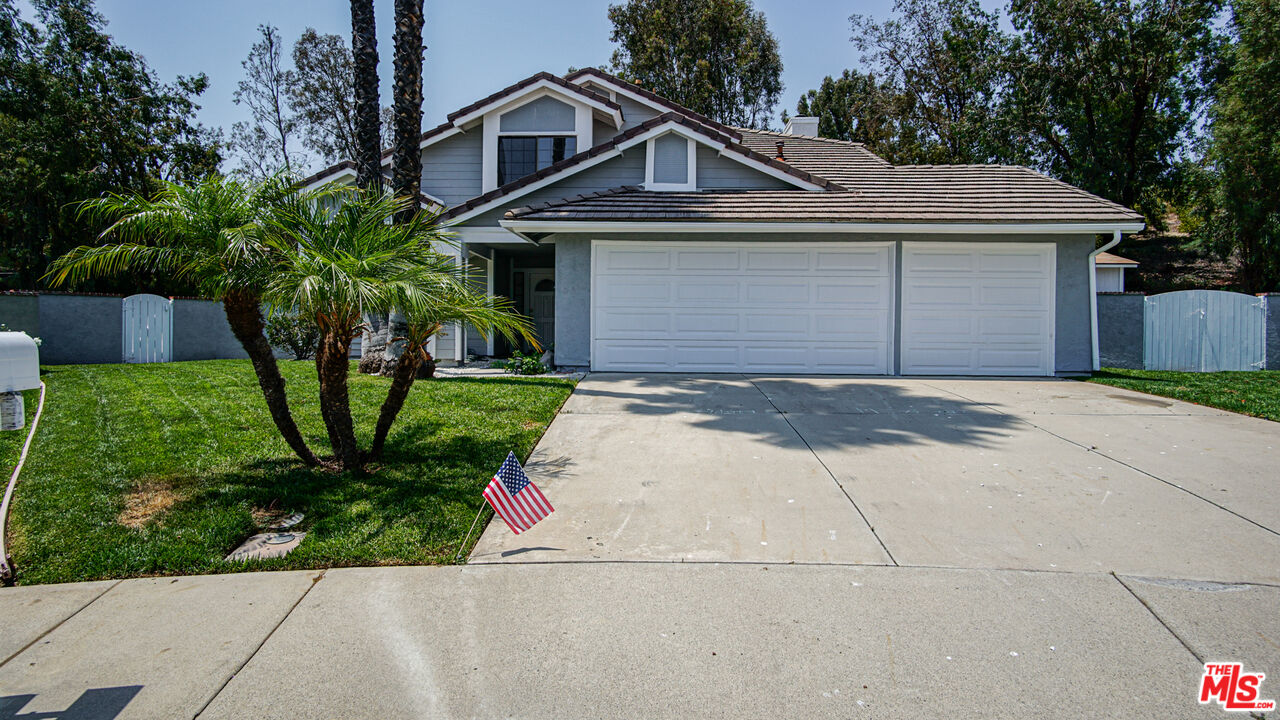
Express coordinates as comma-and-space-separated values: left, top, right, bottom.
441, 112, 844, 224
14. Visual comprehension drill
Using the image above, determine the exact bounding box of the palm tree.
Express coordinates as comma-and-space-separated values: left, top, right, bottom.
46, 175, 325, 467
262, 189, 534, 471
350, 0, 382, 190
369, 284, 536, 461
391, 0, 425, 223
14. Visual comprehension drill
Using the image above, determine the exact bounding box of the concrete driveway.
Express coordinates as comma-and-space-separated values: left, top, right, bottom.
471, 374, 1280, 585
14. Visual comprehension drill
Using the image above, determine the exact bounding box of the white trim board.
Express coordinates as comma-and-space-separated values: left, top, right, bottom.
503, 220, 1147, 235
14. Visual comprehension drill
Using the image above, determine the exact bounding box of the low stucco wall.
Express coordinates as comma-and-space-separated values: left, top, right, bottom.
172, 299, 248, 361
1097, 293, 1145, 369
39, 294, 123, 364
0, 293, 251, 365
551, 232, 1098, 374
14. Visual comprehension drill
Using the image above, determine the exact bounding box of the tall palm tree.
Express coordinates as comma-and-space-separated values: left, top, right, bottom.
350, 0, 382, 190
391, 0, 425, 223
46, 175, 325, 467
369, 284, 536, 461
262, 189, 532, 472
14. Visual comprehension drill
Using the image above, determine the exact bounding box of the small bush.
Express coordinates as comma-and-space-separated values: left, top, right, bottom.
502, 350, 546, 375
266, 310, 320, 360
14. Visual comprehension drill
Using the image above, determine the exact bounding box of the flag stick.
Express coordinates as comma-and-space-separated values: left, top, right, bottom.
455, 503, 489, 562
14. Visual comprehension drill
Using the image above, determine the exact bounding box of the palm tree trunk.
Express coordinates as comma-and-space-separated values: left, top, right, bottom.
222, 292, 321, 467
350, 0, 382, 190
391, 0, 425, 223
315, 328, 362, 471
368, 349, 422, 460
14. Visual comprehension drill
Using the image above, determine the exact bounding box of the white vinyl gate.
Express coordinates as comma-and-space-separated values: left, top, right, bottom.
122, 293, 173, 363
1143, 290, 1265, 371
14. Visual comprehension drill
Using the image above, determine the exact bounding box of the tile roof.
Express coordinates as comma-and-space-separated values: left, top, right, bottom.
504, 167, 1145, 225
439, 112, 845, 221
445, 71, 620, 123
735, 128, 892, 185
564, 67, 743, 141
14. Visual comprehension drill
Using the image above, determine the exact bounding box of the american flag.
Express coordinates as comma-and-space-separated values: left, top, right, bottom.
483, 451, 554, 535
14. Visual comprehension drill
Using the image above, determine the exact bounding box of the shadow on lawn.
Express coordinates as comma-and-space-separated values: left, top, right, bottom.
167, 427, 537, 563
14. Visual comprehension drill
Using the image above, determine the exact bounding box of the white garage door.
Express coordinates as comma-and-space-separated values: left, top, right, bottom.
900, 242, 1056, 376
592, 241, 894, 373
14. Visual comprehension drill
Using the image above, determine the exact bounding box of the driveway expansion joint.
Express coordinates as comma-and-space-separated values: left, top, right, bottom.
743, 375, 899, 566
919, 381, 1280, 540
193, 569, 327, 719
1113, 573, 1205, 665
0, 578, 122, 669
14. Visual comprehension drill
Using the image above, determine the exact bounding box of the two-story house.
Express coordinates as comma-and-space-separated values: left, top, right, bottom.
301, 68, 1144, 376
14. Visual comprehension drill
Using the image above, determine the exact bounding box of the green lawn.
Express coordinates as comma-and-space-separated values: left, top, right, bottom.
1087, 368, 1280, 422
0, 360, 575, 585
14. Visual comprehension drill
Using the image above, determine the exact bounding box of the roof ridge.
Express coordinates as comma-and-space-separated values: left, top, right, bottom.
564, 67, 743, 141
735, 127, 869, 148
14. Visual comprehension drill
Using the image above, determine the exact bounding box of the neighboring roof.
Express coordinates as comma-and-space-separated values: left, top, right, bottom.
1095, 251, 1139, 266
440, 112, 846, 222
445, 71, 621, 124
564, 67, 743, 141
735, 128, 892, 186
504, 166, 1145, 225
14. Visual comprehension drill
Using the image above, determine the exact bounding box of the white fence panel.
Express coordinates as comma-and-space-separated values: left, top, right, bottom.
1143, 290, 1265, 371
122, 293, 173, 363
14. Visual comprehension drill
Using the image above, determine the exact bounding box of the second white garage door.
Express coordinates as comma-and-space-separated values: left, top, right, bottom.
900, 242, 1056, 376
592, 241, 894, 373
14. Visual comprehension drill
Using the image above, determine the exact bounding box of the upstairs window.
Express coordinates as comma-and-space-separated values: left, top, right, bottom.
497, 136, 577, 185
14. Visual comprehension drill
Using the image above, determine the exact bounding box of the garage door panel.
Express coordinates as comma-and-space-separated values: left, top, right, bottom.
593, 242, 893, 374
901, 243, 1055, 376
674, 280, 739, 303
602, 279, 671, 304
979, 283, 1048, 306
905, 283, 976, 306
744, 282, 810, 304
600, 247, 671, 271
675, 250, 740, 270
978, 251, 1050, 273
596, 310, 670, 334
815, 248, 889, 273
672, 312, 739, 335
905, 250, 975, 273
815, 280, 889, 304
745, 249, 809, 271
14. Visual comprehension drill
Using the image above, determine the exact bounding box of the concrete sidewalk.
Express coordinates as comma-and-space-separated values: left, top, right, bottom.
3, 564, 1277, 719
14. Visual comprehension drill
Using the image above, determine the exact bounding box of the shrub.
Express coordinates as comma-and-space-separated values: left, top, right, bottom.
502, 350, 546, 375
266, 310, 320, 360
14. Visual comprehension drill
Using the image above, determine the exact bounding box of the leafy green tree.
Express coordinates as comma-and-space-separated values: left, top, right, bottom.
288, 29, 363, 165
846, 0, 1007, 164
999, 0, 1226, 216
0, 0, 220, 290
789, 69, 933, 165
261, 190, 534, 471
47, 175, 327, 467
607, 0, 783, 128
1188, 0, 1280, 292
230, 24, 302, 178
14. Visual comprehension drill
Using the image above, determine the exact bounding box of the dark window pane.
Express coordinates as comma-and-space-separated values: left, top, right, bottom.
499, 135, 579, 185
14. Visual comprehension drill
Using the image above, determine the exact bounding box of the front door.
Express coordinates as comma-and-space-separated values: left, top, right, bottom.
527, 270, 555, 352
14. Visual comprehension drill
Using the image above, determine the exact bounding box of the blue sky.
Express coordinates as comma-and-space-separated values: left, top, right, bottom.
74, 0, 996, 171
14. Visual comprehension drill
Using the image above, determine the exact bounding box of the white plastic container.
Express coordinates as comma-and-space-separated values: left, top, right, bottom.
0, 332, 40, 431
